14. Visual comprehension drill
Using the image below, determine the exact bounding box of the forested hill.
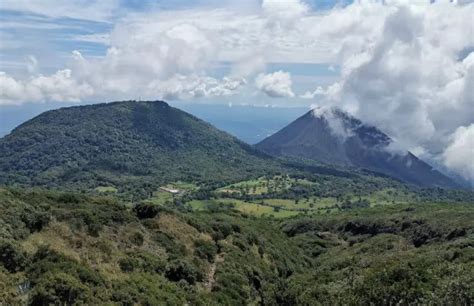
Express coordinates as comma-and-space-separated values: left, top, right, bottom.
0, 101, 282, 193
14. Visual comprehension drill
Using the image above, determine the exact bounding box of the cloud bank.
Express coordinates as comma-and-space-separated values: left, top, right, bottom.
0, 0, 473, 182
303, 2, 474, 181
0, 70, 93, 105
443, 124, 474, 185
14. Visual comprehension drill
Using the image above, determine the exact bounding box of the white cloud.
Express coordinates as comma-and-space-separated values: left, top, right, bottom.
110, 6, 337, 65
262, 0, 309, 30
0, 70, 93, 105
1, 0, 473, 182
231, 53, 267, 77
148, 75, 246, 100
255, 71, 295, 98
0, 0, 351, 95
311, 106, 355, 139
0, 72, 25, 105
64, 22, 221, 100
300, 86, 325, 99
443, 124, 474, 183
305, 2, 474, 181
0, 15, 249, 104
0, 62, 246, 105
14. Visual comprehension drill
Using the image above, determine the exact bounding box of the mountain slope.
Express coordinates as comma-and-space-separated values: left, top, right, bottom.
256, 107, 458, 188
1, 187, 472, 305
0, 101, 280, 191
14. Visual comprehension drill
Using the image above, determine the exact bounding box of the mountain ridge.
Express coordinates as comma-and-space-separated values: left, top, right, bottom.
256, 107, 459, 188
0, 100, 281, 193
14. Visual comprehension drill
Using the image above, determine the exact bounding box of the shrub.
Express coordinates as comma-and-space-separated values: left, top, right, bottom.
211, 222, 233, 241
153, 232, 187, 258
0, 240, 28, 273
111, 273, 186, 305
29, 272, 93, 305
353, 261, 436, 304
129, 231, 144, 246
21, 210, 50, 233
213, 272, 250, 304
118, 251, 165, 274
118, 257, 138, 272
165, 260, 203, 285
194, 239, 217, 262
57, 193, 82, 204
133, 202, 163, 219
28, 247, 104, 287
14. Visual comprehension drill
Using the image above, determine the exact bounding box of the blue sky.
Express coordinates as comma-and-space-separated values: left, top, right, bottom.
0, 0, 473, 181
0, 1, 347, 68
0, 0, 347, 96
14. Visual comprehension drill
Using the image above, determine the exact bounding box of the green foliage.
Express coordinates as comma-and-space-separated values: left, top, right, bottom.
165, 260, 203, 284
0, 240, 28, 273
129, 231, 144, 246
0, 99, 472, 306
0, 188, 132, 241
211, 221, 234, 241
0, 269, 23, 304
29, 272, 93, 306
0, 101, 283, 197
133, 202, 163, 219
351, 260, 436, 304
0, 188, 472, 305
151, 231, 187, 259
21, 209, 50, 233
28, 247, 104, 287
194, 239, 217, 262
0, 189, 51, 240
111, 273, 187, 305
25, 247, 106, 305
119, 251, 166, 274
207, 175, 473, 218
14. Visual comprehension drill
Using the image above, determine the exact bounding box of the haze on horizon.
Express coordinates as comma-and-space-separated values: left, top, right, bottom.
0, 0, 473, 184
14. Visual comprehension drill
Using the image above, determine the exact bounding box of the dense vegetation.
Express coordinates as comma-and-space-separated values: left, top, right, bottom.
0, 101, 286, 198
1, 100, 464, 202
0, 187, 472, 305
1, 100, 472, 305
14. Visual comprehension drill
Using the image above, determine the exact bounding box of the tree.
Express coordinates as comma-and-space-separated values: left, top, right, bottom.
0, 240, 28, 273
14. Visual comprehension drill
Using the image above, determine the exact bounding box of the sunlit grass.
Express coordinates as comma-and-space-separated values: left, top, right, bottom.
94, 186, 118, 193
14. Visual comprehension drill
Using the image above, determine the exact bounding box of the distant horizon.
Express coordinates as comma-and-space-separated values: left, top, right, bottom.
0, 100, 310, 143
1, 0, 473, 183
0, 2, 473, 304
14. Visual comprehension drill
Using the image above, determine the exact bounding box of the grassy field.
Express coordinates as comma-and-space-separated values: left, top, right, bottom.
188, 178, 438, 218
259, 197, 337, 210
142, 177, 471, 220
211, 177, 412, 217
163, 181, 198, 191
356, 188, 416, 206
218, 178, 269, 195
146, 191, 174, 205
94, 186, 118, 193
187, 199, 300, 218
217, 176, 315, 196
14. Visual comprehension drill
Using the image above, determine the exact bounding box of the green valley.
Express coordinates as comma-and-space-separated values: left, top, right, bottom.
3, 0, 473, 304
0, 101, 472, 305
